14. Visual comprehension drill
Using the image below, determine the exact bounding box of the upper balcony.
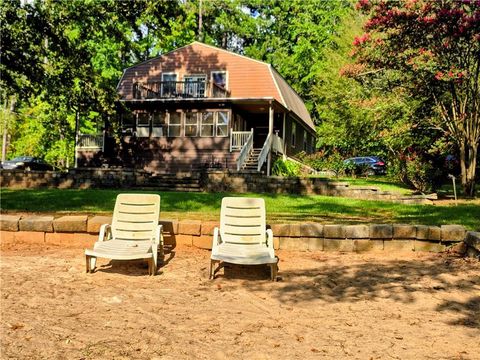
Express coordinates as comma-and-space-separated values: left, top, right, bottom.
132, 81, 230, 100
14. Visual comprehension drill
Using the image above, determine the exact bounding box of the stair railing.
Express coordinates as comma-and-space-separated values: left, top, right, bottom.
272, 132, 284, 155
230, 129, 253, 152
236, 129, 254, 171
257, 133, 272, 172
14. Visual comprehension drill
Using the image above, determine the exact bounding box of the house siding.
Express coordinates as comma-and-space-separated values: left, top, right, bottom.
134, 137, 237, 173
118, 43, 282, 103
87, 42, 317, 173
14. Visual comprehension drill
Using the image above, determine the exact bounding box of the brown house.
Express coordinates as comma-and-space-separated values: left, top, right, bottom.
77, 42, 316, 174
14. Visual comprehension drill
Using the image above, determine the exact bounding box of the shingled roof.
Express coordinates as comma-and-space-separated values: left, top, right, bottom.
117, 42, 315, 131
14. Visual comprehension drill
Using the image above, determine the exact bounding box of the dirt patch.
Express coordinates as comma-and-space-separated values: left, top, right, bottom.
1, 243, 479, 359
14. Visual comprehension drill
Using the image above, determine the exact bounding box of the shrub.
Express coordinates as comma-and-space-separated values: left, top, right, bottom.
272, 159, 301, 177
405, 155, 442, 193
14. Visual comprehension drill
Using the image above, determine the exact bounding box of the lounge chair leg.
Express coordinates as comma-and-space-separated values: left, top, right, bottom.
270, 262, 279, 281
86, 256, 96, 273
209, 260, 215, 279
151, 258, 157, 276
147, 258, 152, 276
159, 236, 164, 265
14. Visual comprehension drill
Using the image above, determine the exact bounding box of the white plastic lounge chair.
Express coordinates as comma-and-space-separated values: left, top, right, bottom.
210, 197, 278, 281
85, 194, 163, 275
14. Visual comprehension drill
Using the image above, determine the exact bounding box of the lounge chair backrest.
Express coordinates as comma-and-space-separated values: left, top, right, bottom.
220, 197, 266, 245
111, 194, 160, 241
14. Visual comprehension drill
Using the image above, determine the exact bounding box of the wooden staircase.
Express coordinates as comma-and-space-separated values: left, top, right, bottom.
241, 148, 262, 172
140, 173, 202, 192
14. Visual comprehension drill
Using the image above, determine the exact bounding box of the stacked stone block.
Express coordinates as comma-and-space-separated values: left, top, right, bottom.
0, 214, 472, 255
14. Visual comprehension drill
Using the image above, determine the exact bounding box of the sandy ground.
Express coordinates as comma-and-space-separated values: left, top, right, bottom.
1, 242, 479, 360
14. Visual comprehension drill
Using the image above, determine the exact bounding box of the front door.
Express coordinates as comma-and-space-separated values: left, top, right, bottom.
184, 75, 206, 97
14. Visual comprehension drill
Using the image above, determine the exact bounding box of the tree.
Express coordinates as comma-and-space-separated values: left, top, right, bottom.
353, 0, 480, 196
244, 0, 352, 116
0, 0, 183, 167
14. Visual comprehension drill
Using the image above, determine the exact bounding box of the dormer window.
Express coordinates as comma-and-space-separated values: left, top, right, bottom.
161, 73, 177, 97
211, 71, 228, 89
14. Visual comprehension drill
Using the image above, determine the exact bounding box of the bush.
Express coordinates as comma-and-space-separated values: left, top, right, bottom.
272, 159, 301, 177
405, 157, 440, 193
300, 151, 347, 177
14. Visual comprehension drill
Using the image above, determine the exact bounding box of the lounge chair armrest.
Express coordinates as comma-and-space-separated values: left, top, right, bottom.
266, 229, 275, 258
153, 224, 163, 245
98, 224, 112, 242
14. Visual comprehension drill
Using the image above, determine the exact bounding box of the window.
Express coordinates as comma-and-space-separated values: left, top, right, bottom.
291, 122, 296, 147
137, 112, 150, 127
161, 73, 177, 96
216, 111, 229, 137
211, 71, 228, 88
184, 75, 206, 97
303, 130, 308, 152
152, 111, 167, 137
132, 83, 142, 99
136, 112, 150, 137
200, 111, 214, 136
185, 111, 199, 137
168, 111, 182, 137
122, 112, 134, 129
311, 137, 316, 152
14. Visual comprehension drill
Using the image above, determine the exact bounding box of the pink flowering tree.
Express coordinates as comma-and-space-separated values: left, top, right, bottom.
354, 0, 480, 196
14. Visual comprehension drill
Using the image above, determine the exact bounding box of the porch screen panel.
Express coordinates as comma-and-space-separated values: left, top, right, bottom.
136, 112, 150, 137
122, 112, 134, 130
216, 111, 229, 137
185, 111, 198, 137
152, 111, 167, 137
291, 122, 296, 148
168, 112, 182, 137
200, 111, 214, 137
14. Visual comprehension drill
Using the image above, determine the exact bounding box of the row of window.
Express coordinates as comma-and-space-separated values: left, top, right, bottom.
124, 110, 230, 138
291, 122, 316, 153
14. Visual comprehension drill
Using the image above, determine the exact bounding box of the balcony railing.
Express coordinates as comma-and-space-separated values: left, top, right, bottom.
133, 81, 230, 100
77, 134, 104, 150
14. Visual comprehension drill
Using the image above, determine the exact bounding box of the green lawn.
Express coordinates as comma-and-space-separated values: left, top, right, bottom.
309, 176, 413, 195
1, 189, 479, 230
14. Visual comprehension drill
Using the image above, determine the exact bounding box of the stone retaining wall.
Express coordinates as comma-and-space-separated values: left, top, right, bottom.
464, 232, 480, 259
1, 214, 470, 254
1, 169, 433, 203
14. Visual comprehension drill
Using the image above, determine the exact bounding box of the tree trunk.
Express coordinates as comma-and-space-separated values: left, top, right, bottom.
460, 139, 477, 197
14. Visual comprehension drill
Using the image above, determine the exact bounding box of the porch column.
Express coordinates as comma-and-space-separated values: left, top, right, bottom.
267, 103, 274, 176
282, 112, 287, 160
74, 109, 79, 168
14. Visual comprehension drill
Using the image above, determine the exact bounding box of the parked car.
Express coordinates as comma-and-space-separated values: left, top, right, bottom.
1, 156, 54, 171
344, 156, 386, 175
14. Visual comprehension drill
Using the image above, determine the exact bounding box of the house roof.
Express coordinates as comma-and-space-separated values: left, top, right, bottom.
117, 41, 315, 132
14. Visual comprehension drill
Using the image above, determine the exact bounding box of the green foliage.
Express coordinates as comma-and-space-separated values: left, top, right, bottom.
2, 189, 479, 229
244, 0, 352, 116
405, 156, 442, 194
354, 0, 480, 196
272, 158, 301, 177
301, 151, 347, 177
